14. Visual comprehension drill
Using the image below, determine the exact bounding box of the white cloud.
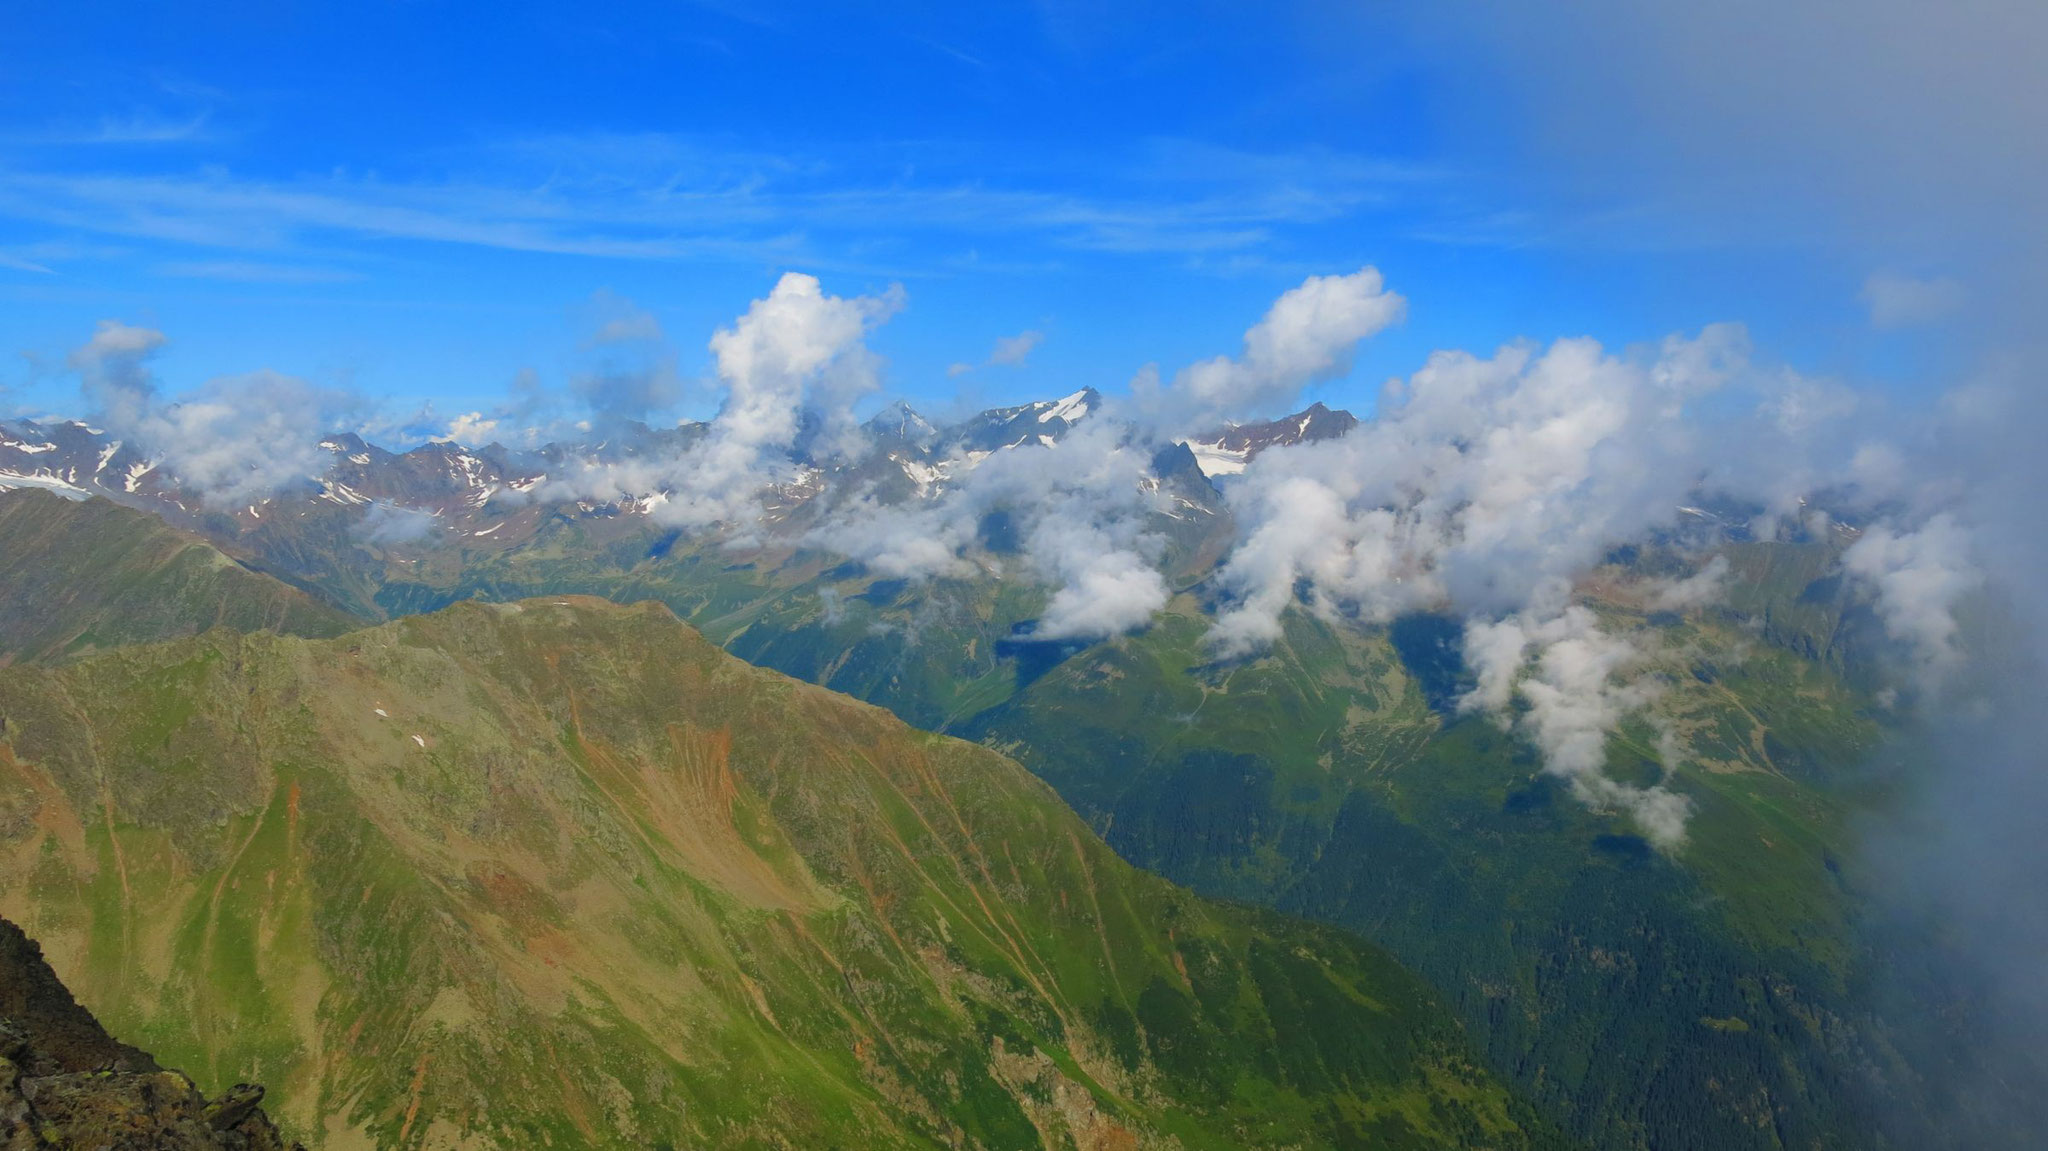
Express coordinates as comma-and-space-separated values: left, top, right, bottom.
546, 272, 902, 528
1646, 554, 1730, 612
434, 411, 501, 445
1843, 513, 1983, 681
1136, 266, 1405, 433
1209, 325, 1745, 655
68, 319, 357, 504
154, 260, 361, 283
1862, 272, 1965, 329
988, 329, 1044, 366
807, 406, 1170, 639
1461, 603, 1693, 848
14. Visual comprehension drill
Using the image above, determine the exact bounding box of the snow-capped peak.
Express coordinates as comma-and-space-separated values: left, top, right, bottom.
1038, 389, 1092, 424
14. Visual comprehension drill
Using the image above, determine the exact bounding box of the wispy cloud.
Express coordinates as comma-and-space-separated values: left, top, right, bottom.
0, 134, 1447, 273
154, 260, 363, 283
1862, 271, 1965, 329
916, 37, 989, 69
88, 109, 215, 144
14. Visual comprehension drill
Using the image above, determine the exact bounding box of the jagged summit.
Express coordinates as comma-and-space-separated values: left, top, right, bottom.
863, 399, 940, 449
1178, 400, 1359, 478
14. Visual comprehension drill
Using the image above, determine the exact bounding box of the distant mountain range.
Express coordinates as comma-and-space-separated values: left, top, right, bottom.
1, 385, 1276, 524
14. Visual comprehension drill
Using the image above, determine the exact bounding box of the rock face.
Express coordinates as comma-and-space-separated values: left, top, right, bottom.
0, 916, 300, 1150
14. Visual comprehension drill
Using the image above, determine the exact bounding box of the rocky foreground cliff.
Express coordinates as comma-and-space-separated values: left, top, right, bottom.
1, 915, 300, 1150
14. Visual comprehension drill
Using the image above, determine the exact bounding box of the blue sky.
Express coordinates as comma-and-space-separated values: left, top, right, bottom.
0, 0, 2010, 434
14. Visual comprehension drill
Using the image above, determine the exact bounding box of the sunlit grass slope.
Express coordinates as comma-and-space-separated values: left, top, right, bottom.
0, 597, 1563, 1150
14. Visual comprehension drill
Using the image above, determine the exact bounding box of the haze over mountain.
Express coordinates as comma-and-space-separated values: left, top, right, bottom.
0, 489, 354, 665
0, 287, 2031, 1145
4, 2, 2045, 1149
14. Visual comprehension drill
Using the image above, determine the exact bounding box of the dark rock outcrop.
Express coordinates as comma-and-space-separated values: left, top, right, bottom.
0, 917, 302, 1150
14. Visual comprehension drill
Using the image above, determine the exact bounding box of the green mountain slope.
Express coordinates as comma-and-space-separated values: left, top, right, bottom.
0, 598, 1562, 1150
54, 499, 1964, 1146
958, 595, 1908, 1150
0, 490, 358, 665
176, 512, 1945, 1145
345, 528, 1940, 1147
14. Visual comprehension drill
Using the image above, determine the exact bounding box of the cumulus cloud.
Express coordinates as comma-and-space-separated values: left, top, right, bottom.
1193, 315, 1937, 842
1461, 601, 1692, 848
705, 271, 900, 466
1022, 462, 1172, 639
1646, 554, 1730, 612
1209, 325, 1745, 655
809, 404, 1172, 638
434, 411, 501, 445
1136, 266, 1404, 433
819, 268, 1405, 642
69, 320, 355, 504
547, 272, 902, 529
1843, 513, 1983, 681
69, 319, 166, 427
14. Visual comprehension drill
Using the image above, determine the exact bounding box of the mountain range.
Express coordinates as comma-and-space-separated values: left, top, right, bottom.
0, 387, 2018, 1148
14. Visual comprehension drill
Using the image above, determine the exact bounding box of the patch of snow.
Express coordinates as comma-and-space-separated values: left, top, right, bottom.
1039, 389, 1092, 424
509, 474, 545, 493
349, 453, 372, 465
898, 455, 945, 495
471, 523, 502, 537
624, 491, 670, 515
374, 708, 389, 718
319, 479, 371, 506
94, 442, 121, 474
411, 734, 426, 748
0, 470, 90, 498
1182, 439, 1249, 477
123, 460, 156, 493
3, 439, 57, 455
448, 453, 490, 490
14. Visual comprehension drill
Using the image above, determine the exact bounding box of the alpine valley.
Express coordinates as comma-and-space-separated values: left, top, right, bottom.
0, 390, 2015, 1150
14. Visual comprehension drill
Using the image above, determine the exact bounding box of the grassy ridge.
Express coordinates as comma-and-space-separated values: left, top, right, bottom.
0, 598, 1561, 1149
84, 505, 1947, 1146
0, 489, 357, 665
